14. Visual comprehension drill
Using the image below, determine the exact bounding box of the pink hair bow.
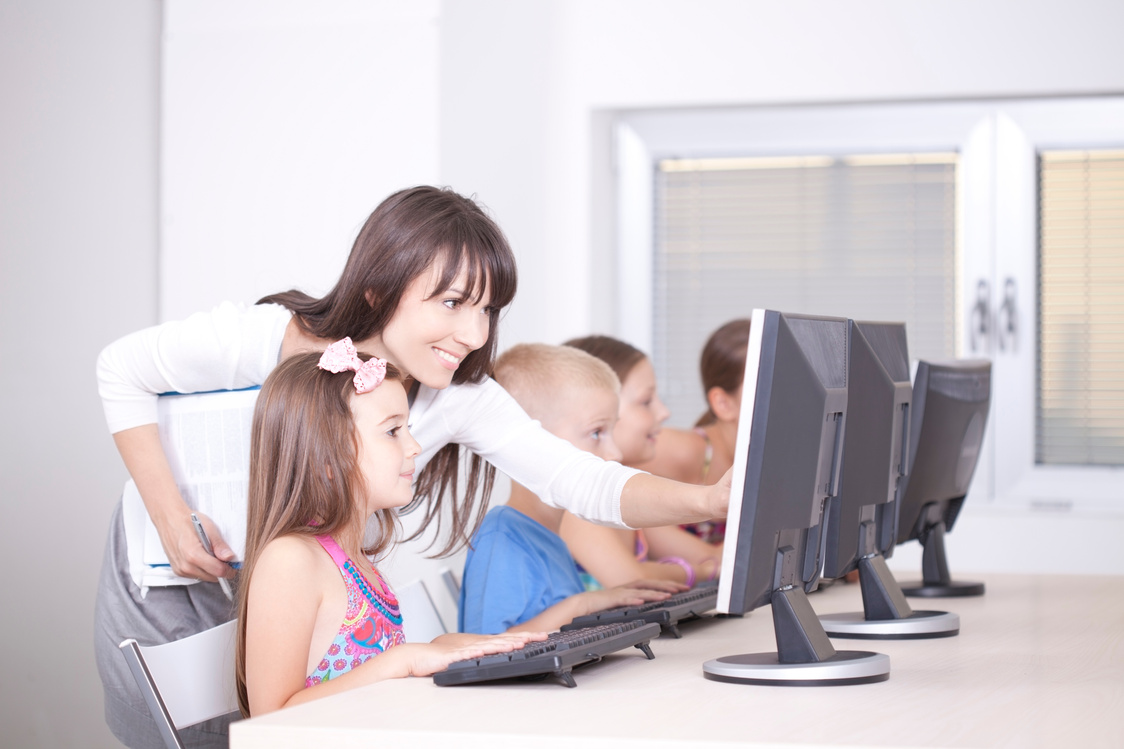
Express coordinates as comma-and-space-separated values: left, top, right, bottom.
318, 337, 387, 394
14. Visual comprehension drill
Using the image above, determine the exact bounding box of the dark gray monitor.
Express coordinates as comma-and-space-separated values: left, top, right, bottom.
703, 309, 890, 686
893, 359, 991, 597
817, 321, 959, 639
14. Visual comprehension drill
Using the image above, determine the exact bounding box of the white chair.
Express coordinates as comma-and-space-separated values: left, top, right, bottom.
396, 579, 449, 643
118, 620, 239, 749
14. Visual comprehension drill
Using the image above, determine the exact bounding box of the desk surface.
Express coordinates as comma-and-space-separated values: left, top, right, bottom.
231, 573, 1124, 749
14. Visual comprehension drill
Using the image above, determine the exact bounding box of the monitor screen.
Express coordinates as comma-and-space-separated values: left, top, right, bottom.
893, 359, 991, 597
815, 323, 961, 640
707, 309, 890, 686
716, 309, 849, 615
821, 320, 912, 580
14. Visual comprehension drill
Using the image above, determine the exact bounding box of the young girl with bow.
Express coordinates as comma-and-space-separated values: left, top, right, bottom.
235, 340, 539, 715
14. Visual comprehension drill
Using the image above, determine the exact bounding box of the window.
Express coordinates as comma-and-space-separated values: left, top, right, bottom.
1037, 149, 1124, 467
615, 97, 1124, 514
653, 153, 957, 424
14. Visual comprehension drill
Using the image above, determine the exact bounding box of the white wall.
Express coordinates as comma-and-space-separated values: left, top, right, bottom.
160, 0, 441, 319
0, 2, 160, 747
4, 1, 1123, 746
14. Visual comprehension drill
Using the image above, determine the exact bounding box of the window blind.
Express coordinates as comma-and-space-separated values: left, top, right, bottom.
1037, 149, 1124, 467
652, 154, 958, 428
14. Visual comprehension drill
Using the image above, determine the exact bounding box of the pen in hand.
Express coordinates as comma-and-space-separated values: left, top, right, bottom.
190, 513, 234, 602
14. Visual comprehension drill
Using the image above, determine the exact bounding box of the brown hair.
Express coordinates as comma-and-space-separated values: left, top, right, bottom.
563, 335, 648, 385
235, 351, 405, 717
695, 318, 752, 427
259, 186, 517, 558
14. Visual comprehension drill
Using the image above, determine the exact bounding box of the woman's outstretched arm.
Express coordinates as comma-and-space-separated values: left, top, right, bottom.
618, 469, 732, 529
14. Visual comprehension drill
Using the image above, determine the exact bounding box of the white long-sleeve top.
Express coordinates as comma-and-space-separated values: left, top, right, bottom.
97, 301, 638, 527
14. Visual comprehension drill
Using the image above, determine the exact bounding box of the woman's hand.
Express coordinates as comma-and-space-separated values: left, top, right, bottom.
114, 425, 235, 581
705, 467, 732, 519
157, 510, 236, 582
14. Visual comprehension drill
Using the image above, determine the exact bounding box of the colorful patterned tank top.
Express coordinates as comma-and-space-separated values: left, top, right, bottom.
305, 535, 406, 688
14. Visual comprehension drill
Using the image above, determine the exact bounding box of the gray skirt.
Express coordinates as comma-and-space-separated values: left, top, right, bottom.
95, 500, 239, 748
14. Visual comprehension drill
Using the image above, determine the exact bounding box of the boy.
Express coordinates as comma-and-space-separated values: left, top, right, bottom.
458, 343, 682, 635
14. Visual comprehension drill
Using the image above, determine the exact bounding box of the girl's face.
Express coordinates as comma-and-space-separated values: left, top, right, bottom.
351, 379, 422, 516
370, 263, 493, 390
613, 358, 670, 465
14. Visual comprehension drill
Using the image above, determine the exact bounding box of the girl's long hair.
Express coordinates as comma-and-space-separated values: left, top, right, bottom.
695, 318, 752, 427
234, 352, 404, 718
259, 186, 517, 558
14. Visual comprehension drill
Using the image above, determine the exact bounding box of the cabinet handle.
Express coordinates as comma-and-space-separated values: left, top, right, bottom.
997, 277, 1018, 352
970, 279, 990, 353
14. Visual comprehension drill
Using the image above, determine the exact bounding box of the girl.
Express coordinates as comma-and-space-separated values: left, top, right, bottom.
633, 318, 752, 543
559, 335, 722, 589
95, 186, 729, 747
237, 342, 537, 716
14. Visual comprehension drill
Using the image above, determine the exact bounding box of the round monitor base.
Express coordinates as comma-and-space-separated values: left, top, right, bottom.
819, 610, 959, 639
702, 650, 890, 686
900, 580, 985, 598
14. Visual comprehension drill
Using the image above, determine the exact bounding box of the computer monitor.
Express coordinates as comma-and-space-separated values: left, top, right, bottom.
702, 309, 890, 686
892, 359, 991, 597
817, 320, 959, 639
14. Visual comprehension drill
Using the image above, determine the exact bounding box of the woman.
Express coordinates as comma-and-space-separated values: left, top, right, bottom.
95, 186, 729, 747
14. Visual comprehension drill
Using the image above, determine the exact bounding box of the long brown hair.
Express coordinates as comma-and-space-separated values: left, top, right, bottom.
259, 186, 517, 557
695, 318, 752, 427
563, 335, 647, 384
235, 351, 404, 717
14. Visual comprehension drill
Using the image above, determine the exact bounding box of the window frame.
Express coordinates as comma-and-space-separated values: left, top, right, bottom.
614, 96, 1124, 517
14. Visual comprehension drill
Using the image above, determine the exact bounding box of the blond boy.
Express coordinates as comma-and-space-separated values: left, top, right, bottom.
458, 344, 678, 634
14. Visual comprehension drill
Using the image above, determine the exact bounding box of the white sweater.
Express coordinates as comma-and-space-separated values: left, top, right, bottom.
97, 301, 637, 526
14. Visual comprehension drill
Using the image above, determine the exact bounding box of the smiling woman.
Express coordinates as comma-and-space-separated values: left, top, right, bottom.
93, 186, 730, 747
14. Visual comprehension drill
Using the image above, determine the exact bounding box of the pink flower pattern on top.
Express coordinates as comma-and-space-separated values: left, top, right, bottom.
305, 535, 405, 688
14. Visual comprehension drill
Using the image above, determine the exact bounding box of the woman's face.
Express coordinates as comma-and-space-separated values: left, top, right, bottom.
613, 358, 670, 465
368, 263, 492, 390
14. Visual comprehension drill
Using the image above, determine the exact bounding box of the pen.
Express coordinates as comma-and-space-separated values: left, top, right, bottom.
190, 512, 234, 601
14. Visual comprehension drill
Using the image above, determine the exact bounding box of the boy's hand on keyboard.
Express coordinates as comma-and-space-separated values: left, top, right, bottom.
618, 578, 689, 594
403, 632, 549, 677
580, 585, 673, 616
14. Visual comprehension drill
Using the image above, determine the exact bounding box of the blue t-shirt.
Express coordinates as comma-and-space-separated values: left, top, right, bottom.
459, 505, 585, 635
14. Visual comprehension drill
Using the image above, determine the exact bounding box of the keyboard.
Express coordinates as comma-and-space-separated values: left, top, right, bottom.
433, 621, 661, 688
561, 581, 719, 638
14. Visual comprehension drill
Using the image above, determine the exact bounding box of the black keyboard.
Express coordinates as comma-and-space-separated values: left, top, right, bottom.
561, 581, 719, 638
433, 621, 661, 688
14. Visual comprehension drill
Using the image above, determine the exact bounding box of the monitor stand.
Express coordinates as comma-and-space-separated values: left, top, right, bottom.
819, 554, 959, 639
900, 521, 985, 597
703, 587, 889, 686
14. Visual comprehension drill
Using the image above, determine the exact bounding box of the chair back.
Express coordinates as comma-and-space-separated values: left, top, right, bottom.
119, 619, 239, 749
396, 579, 448, 642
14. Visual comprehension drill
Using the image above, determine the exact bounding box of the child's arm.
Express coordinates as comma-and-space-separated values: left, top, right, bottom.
245, 536, 540, 716
505, 582, 681, 633
644, 525, 723, 583
559, 514, 693, 588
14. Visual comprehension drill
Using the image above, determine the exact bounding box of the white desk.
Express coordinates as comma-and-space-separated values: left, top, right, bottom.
230, 574, 1124, 748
